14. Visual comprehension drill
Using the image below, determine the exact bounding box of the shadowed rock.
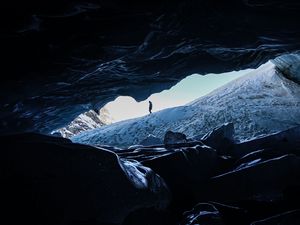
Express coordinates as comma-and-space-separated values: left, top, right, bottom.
251, 210, 300, 225
206, 154, 300, 202
141, 144, 219, 212
200, 122, 235, 155
164, 130, 188, 145
116, 129, 300, 224
233, 125, 300, 158
1, 133, 170, 225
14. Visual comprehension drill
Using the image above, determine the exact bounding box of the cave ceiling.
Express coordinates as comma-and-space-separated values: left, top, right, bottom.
1, 0, 300, 133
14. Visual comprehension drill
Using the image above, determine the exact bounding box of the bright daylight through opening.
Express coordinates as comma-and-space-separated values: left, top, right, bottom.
104, 69, 253, 122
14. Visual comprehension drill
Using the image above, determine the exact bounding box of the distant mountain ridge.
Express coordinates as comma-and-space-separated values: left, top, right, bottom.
55, 107, 113, 138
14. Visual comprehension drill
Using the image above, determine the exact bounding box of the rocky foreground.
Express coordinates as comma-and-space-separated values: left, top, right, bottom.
1, 124, 300, 225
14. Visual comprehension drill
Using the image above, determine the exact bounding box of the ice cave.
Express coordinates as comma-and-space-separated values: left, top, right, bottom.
1, 1, 300, 225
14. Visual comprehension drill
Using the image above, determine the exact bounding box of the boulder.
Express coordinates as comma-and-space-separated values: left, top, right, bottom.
144, 145, 218, 186
140, 134, 162, 146
1, 133, 171, 225
181, 203, 223, 225
164, 130, 188, 145
200, 122, 235, 155
143, 144, 219, 210
205, 154, 300, 202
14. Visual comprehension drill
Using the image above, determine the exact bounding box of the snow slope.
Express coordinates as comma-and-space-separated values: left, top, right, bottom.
72, 62, 300, 147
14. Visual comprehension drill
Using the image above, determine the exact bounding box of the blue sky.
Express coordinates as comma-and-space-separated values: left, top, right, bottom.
105, 69, 253, 122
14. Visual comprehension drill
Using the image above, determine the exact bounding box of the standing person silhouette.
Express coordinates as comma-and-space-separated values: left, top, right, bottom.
148, 101, 153, 114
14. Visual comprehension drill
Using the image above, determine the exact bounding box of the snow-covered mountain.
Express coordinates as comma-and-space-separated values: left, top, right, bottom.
54, 107, 114, 138
72, 62, 300, 148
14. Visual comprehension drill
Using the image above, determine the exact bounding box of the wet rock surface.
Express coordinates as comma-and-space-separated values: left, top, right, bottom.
1, 124, 300, 224
208, 154, 300, 202
1, 133, 170, 225
117, 126, 300, 224
181, 203, 223, 225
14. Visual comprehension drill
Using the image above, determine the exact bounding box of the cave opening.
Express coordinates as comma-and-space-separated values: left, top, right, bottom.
54, 68, 253, 139
61, 60, 300, 149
